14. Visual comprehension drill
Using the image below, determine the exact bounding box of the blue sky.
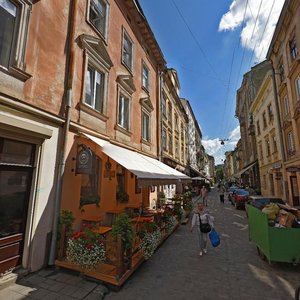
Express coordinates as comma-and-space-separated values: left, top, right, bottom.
139, 0, 284, 164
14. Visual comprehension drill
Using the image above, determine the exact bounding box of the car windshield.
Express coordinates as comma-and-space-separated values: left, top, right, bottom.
235, 189, 249, 196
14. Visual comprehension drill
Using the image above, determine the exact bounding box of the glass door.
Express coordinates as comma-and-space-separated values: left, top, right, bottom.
0, 138, 35, 274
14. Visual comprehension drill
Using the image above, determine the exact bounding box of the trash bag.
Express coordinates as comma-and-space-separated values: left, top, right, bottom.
209, 228, 220, 248
262, 203, 280, 220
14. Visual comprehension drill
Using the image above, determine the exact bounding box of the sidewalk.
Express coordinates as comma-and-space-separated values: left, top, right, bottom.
0, 268, 109, 300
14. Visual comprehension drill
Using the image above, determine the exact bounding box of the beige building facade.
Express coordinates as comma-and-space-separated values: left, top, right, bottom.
250, 70, 285, 198
267, 0, 300, 206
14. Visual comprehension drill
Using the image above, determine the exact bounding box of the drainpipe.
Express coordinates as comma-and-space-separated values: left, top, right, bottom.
48, 0, 77, 265
270, 62, 287, 199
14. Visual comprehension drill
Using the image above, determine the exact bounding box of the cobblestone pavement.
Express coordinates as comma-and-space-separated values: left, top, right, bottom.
106, 187, 300, 300
1, 187, 299, 299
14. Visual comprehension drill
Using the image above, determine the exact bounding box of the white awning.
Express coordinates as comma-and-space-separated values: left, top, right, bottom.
235, 160, 258, 177
83, 133, 191, 186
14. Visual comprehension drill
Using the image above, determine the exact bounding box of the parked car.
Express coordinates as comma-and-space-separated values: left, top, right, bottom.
231, 189, 250, 209
227, 186, 240, 204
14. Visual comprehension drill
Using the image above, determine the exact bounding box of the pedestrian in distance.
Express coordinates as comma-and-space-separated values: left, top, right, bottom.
200, 185, 208, 206
190, 203, 214, 256
218, 184, 225, 203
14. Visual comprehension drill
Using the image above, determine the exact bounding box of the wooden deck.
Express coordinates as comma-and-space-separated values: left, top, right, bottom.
55, 250, 145, 286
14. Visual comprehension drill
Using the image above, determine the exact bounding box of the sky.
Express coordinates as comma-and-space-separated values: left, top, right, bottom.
139, 0, 285, 164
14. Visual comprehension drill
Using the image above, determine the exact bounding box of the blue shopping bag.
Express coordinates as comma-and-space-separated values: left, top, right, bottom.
209, 228, 220, 247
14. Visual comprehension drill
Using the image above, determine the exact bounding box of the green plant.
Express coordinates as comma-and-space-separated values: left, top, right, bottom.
111, 213, 133, 251
139, 230, 161, 260
157, 191, 166, 208
116, 190, 129, 203
173, 203, 183, 221
164, 215, 177, 234
66, 223, 105, 269
57, 210, 75, 241
138, 222, 159, 239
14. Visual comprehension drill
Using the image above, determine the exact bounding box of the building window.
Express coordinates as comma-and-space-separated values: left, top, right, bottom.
168, 103, 172, 124
268, 104, 273, 122
283, 96, 290, 115
162, 93, 166, 117
0, 0, 31, 80
259, 144, 263, 162
142, 62, 149, 91
256, 120, 261, 135
142, 111, 150, 141
85, 65, 105, 112
181, 143, 184, 161
175, 140, 179, 159
89, 0, 108, 38
118, 93, 130, 130
168, 133, 173, 154
181, 123, 184, 141
266, 139, 270, 157
122, 30, 133, 72
272, 135, 277, 153
262, 112, 267, 128
279, 63, 285, 82
289, 37, 298, 60
287, 131, 295, 156
296, 77, 300, 100
174, 114, 179, 132
162, 128, 167, 151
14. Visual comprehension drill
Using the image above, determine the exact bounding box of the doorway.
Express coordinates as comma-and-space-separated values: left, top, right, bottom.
290, 176, 299, 206
0, 138, 35, 274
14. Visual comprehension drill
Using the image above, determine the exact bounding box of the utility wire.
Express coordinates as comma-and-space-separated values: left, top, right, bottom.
225, 0, 264, 137
171, 0, 224, 84
221, 0, 249, 139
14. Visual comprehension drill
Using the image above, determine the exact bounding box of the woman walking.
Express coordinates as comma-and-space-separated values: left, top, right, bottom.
200, 185, 208, 206
190, 203, 214, 256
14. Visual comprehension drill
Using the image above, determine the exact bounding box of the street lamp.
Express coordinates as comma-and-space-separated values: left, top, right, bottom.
219, 139, 229, 145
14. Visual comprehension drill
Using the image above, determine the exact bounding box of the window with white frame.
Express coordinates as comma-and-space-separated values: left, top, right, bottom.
0, 0, 32, 79
122, 30, 133, 71
296, 76, 300, 100
287, 131, 295, 155
89, 0, 108, 38
268, 104, 273, 121
283, 96, 290, 115
142, 62, 149, 91
85, 65, 105, 112
118, 92, 130, 130
142, 111, 150, 141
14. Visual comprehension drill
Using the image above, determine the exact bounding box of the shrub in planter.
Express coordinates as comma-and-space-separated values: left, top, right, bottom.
66, 223, 105, 270
139, 229, 161, 260
111, 213, 133, 253
164, 215, 177, 234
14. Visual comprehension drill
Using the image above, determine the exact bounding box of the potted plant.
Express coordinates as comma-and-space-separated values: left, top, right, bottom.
111, 213, 133, 268
66, 223, 105, 270
116, 190, 129, 203
157, 191, 166, 208
57, 210, 75, 258
138, 222, 161, 260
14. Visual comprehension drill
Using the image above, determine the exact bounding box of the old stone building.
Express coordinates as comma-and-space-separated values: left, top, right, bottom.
267, 0, 300, 206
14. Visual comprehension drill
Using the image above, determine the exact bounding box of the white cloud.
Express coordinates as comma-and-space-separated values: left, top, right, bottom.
219, 0, 285, 61
202, 125, 240, 164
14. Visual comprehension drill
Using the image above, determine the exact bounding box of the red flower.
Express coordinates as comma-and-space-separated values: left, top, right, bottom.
84, 234, 89, 240
82, 223, 86, 227
88, 224, 94, 229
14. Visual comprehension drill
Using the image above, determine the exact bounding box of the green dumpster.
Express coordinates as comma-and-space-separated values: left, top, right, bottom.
246, 204, 300, 264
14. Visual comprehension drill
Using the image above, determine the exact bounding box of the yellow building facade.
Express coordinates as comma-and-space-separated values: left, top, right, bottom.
250, 70, 285, 199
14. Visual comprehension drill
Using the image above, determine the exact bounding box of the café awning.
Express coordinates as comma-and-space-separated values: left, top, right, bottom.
235, 160, 258, 177
83, 133, 191, 186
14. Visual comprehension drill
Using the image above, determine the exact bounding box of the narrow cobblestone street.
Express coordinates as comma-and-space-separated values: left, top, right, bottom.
106, 187, 300, 300
1, 187, 299, 299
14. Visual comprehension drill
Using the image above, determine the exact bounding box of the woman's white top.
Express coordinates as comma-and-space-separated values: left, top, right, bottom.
191, 211, 214, 228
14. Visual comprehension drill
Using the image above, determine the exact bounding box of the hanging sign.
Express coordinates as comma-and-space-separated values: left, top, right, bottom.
76, 144, 94, 174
